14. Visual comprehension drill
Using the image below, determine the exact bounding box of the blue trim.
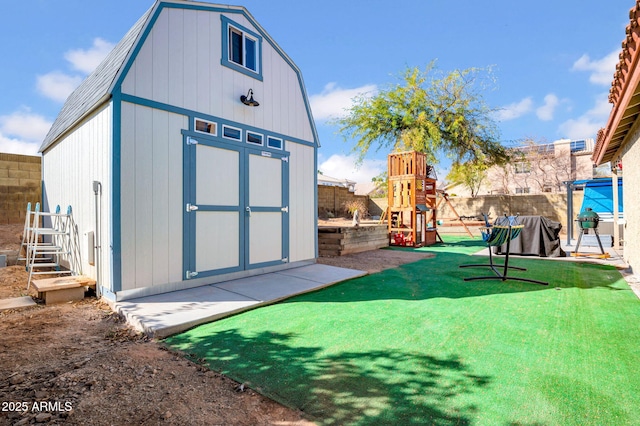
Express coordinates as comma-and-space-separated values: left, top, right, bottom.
112, 89, 123, 293
124, 93, 315, 148
220, 15, 263, 81
314, 147, 318, 258
282, 149, 290, 263
244, 147, 289, 268
196, 205, 242, 212
242, 149, 250, 267
182, 134, 192, 278
184, 138, 246, 278
247, 259, 288, 270
112, 2, 318, 147
100, 287, 116, 302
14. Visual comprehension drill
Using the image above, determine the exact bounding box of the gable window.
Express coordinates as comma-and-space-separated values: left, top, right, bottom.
221, 16, 263, 80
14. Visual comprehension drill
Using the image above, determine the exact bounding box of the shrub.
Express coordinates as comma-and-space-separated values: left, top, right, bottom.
343, 199, 368, 218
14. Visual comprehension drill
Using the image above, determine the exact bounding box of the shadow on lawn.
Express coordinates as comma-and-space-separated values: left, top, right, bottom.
301, 247, 628, 304
168, 328, 490, 425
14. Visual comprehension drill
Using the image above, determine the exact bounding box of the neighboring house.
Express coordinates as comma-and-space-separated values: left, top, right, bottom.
448, 138, 595, 197
593, 3, 639, 274
317, 173, 356, 192
40, 0, 319, 301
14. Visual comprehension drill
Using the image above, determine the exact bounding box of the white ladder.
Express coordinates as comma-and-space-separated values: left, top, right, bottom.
24, 204, 78, 289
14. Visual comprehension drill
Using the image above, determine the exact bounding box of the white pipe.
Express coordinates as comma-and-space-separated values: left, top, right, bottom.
93, 181, 102, 298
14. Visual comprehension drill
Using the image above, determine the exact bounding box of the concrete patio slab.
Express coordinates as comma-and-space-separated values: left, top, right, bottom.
115, 264, 366, 338
0, 296, 36, 312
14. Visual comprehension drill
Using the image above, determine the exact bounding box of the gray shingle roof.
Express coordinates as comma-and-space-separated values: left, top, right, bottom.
39, 6, 153, 153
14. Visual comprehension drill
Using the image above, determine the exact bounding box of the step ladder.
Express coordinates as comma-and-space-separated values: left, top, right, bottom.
22, 203, 80, 289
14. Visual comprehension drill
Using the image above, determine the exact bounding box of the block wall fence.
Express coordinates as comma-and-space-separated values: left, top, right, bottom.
0, 153, 41, 224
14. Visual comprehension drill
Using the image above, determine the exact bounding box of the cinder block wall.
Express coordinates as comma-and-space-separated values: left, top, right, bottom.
0, 153, 41, 224
318, 185, 369, 217
370, 193, 584, 237
438, 193, 584, 236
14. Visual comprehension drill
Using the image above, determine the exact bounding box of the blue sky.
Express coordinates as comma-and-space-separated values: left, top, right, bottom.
0, 0, 633, 184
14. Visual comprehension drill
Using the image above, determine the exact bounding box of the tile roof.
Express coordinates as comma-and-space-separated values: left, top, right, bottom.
39, 6, 154, 153
593, 1, 640, 164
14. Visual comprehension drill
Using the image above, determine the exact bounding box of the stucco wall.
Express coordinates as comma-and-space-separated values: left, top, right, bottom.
0, 153, 41, 224
621, 126, 640, 274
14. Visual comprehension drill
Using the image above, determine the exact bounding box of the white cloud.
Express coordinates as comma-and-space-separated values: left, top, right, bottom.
495, 97, 533, 121
0, 110, 52, 142
0, 133, 40, 156
36, 71, 83, 103
572, 50, 619, 86
36, 38, 114, 103
318, 154, 385, 184
0, 110, 51, 155
310, 83, 377, 121
558, 94, 612, 139
536, 93, 560, 121
64, 38, 115, 74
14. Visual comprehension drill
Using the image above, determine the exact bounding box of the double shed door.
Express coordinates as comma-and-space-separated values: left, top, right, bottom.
183, 135, 289, 280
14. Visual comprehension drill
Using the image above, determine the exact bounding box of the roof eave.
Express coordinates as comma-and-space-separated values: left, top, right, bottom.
593, 2, 640, 165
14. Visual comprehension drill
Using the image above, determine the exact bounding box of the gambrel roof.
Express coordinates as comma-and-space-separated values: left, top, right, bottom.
40, 7, 153, 152
40, 0, 319, 153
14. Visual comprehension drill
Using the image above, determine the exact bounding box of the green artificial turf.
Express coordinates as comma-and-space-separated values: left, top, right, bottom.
166, 236, 640, 425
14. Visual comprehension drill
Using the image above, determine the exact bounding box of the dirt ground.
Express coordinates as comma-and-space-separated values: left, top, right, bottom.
0, 223, 432, 425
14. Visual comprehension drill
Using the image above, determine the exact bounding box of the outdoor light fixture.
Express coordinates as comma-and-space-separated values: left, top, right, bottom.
240, 89, 259, 107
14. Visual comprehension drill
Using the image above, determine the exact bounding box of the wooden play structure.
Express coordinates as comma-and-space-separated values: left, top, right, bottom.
387, 151, 440, 246
435, 190, 474, 238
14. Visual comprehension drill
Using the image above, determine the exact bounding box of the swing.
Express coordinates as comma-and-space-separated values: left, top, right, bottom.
460, 214, 548, 285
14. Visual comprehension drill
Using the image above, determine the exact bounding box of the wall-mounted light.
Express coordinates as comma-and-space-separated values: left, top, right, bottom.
240, 89, 260, 107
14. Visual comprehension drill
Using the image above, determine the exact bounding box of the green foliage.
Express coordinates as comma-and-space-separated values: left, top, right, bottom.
370, 171, 388, 198
446, 160, 489, 197
336, 63, 509, 167
343, 199, 368, 218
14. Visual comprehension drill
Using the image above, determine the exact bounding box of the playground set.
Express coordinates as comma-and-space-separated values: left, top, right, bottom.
384, 151, 473, 247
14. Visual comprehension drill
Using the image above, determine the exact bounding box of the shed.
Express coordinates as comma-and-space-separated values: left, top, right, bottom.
40, 0, 318, 301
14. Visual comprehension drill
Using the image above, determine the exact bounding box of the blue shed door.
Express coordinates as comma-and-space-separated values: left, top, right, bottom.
183, 135, 289, 280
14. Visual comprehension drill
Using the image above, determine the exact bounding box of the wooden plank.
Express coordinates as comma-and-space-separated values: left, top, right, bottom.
32, 275, 96, 292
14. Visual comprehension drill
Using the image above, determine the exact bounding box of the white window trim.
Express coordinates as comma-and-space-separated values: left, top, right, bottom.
194, 118, 217, 136
222, 124, 242, 141
246, 131, 264, 146
267, 136, 283, 150
229, 24, 259, 73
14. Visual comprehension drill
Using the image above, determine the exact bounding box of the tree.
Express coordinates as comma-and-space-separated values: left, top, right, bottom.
488, 138, 573, 194
370, 171, 388, 198
336, 63, 509, 168
446, 160, 488, 197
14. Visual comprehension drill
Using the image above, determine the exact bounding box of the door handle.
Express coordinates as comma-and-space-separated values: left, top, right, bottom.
245, 206, 252, 216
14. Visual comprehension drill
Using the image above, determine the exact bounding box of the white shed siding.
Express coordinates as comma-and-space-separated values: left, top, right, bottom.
288, 142, 316, 262
41, 103, 113, 292
120, 102, 186, 291
621, 127, 640, 274
120, 7, 314, 143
